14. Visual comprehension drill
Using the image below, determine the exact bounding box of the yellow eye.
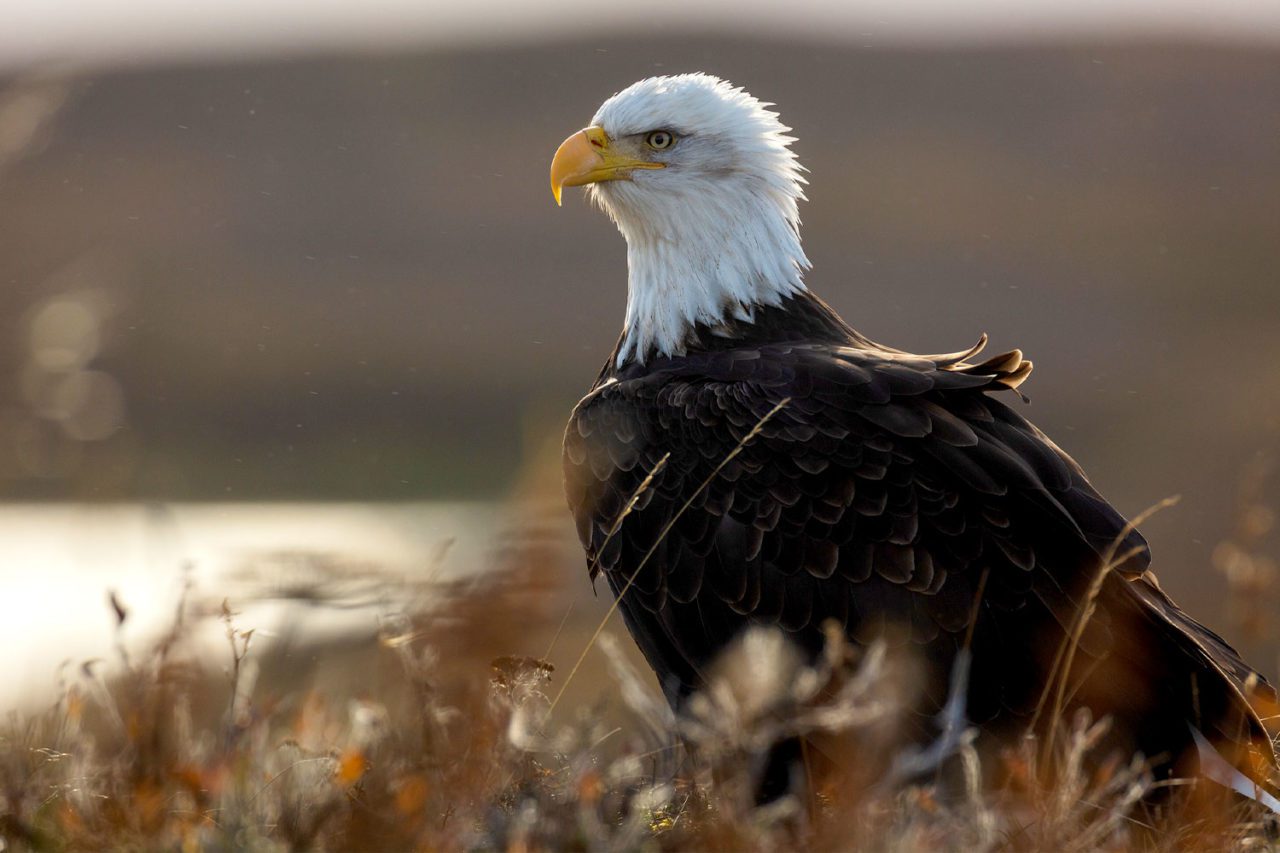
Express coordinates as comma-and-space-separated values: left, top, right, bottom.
645, 130, 675, 150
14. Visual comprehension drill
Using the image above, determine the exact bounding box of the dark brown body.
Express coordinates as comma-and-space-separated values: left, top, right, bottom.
564, 290, 1278, 793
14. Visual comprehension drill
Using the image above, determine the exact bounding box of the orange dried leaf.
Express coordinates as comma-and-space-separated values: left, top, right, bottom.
58, 801, 82, 834
1001, 748, 1032, 789
133, 781, 166, 829
578, 770, 603, 805
912, 787, 939, 814
125, 710, 144, 743
172, 764, 206, 796
337, 748, 369, 785
65, 687, 84, 722
395, 774, 430, 815
1093, 754, 1119, 788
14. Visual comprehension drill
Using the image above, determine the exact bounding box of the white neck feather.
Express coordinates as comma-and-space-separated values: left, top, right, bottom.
595, 175, 809, 367
581, 73, 812, 366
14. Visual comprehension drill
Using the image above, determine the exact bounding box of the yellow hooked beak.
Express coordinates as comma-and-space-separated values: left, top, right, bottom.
550, 126, 665, 206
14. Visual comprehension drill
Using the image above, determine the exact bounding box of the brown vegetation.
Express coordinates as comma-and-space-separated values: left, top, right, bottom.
2, 509, 1276, 851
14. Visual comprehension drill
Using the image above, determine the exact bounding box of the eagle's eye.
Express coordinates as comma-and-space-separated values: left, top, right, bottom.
644, 130, 675, 150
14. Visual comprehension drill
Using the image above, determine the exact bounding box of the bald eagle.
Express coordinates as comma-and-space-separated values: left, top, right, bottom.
551, 73, 1279, 805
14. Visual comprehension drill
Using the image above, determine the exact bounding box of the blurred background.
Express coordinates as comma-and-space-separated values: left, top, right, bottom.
1, 1, 1278, 709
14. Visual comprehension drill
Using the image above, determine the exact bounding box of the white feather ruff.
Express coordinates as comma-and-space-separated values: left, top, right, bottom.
586, 74, 811, 366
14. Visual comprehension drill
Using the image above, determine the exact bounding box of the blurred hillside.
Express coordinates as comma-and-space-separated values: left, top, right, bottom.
1, 38, 1278, 599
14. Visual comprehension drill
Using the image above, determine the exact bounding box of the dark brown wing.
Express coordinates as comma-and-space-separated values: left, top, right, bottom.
563, 340, 1278, 786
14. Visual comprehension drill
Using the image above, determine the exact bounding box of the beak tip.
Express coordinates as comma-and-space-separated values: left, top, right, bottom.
551, 126, 607, 209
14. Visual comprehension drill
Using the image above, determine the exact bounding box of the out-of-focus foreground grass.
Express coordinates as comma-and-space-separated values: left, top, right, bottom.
2, 458, 1278, 851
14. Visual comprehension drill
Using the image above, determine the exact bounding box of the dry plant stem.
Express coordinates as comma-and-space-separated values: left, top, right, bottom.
541, 601, 577, 660
543, 452, 669, 713
1034, 496, 1181, 764
549, 398, 791, 714
219, 599, 256, 747
587, 452, 673, 583
541, 452, 674, 661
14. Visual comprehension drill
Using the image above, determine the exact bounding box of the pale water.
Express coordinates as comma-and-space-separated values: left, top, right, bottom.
0, 502, 504, 710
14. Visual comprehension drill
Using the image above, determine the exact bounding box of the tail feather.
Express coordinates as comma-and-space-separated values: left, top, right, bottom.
1191, 725, 1280, 814
1125, 574, 1280, 800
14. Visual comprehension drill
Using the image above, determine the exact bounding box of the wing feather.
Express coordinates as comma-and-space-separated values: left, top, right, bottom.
563, 336, 1278, 788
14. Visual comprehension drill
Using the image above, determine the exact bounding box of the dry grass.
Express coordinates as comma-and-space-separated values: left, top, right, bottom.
2, 449, 1278, 850
1, 551, 1277, 852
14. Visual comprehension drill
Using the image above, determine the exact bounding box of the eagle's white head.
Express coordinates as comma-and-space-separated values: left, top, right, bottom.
551, 74, 810, 366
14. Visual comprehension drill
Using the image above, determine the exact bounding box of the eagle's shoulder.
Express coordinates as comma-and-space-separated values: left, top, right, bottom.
564, 334, 1150, 597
